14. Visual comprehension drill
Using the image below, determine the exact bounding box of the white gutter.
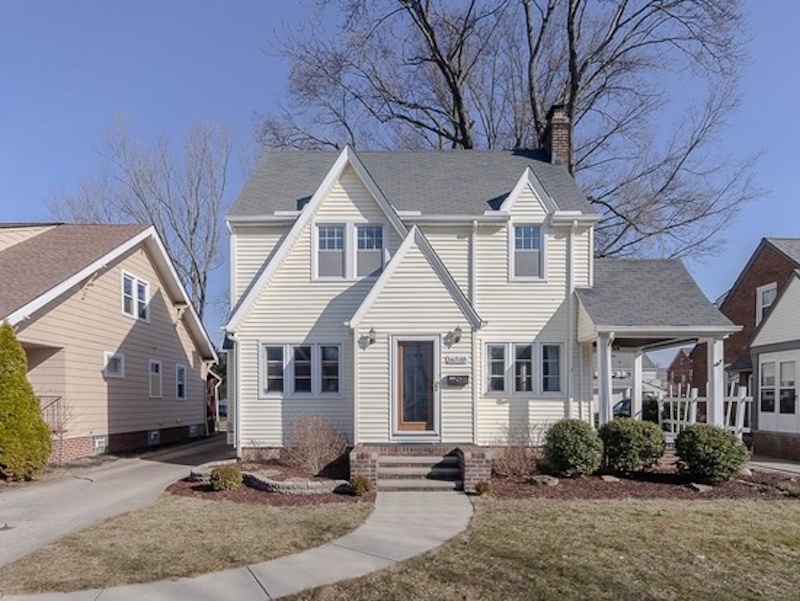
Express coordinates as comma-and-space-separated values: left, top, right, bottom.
403, 214, 509, 224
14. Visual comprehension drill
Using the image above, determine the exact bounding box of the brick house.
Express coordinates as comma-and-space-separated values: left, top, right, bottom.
666, 348, 694, 391
691, 239, 800, 395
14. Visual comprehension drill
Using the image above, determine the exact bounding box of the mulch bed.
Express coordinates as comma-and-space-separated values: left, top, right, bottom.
166, 478, 375, 506
492, 468, 800, 501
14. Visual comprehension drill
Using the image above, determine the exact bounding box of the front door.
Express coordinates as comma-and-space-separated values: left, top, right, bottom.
397, 340, 435, 431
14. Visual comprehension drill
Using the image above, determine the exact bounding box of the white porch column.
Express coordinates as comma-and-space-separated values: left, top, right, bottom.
597, 334, 614, 425
706, 337, 725, 426
632, 349, 643, 420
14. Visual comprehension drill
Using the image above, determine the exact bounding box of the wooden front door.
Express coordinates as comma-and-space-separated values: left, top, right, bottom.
397, 340, 435, 431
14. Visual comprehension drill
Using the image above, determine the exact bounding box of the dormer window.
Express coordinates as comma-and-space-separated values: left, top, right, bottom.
315, 223, 385, 280
756, 282, 777, 325
511, 224, 543, 279
317, 225, 345, 278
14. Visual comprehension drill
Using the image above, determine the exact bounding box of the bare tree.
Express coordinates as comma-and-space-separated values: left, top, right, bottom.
260, 0, 758, 259
47, 121, 230, 321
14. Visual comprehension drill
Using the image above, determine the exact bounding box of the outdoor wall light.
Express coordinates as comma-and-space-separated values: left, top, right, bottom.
368, 327, 377, 345
452, 326, 462, 344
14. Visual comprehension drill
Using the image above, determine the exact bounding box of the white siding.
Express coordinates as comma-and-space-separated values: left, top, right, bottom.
232, 225, 289, 300
753, 277, 800, 347
235, 166, 402, 447
356, 240, 474, 443
577, 299, 596, 342
512, 185, 548, 219
573, 229, 591, 287
420, 225, 471, 295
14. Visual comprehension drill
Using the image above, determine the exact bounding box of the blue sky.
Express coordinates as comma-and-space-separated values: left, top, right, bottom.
1, 1, 799, 359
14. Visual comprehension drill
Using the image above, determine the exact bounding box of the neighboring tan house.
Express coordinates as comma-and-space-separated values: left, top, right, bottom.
223, 119, 738, 489
750, 268, 800, 459
691, 238, 800, 395
0, 223, 217, 463
666, 348, 694, 391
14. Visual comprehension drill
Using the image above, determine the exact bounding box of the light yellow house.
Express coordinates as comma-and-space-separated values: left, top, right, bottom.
0, 223, 217, 463
224, 125, 738, 490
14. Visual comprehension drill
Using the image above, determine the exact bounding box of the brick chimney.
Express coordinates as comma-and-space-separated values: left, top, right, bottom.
543, 104, 571, 169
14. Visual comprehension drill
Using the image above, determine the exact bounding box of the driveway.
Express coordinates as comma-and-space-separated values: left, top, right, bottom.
0, 436, 233, 567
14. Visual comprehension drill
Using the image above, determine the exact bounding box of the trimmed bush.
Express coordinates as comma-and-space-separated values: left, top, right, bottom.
210, 465, 243, 491
599, 418, 665, 472
675, 424, 749, 484
349, 475, 373, 496
543, 419, 603, 477
0, 322, 52, 481
285, 414, 348, 475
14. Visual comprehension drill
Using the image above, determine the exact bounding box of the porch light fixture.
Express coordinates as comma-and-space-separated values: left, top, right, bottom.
452, 326, 462, 344
368, 327, 377, 345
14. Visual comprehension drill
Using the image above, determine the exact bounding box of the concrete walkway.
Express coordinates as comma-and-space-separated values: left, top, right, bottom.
749, 455, 800, 476
0, 491, 473, 601
0, 436, 233, 567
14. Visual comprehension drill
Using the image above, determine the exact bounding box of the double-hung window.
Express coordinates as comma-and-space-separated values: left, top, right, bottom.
486, 342, 563, 394
763, 360, 798, 414
316, 223, 384, 280
317, 225, 345, 278
122, 272, 149, 321
104, 352, 124, 378
262, 343, 342, 397
756, 283, 777, 325
513, 225, 542, 279
760, 361, 776, 412
149, 360, 162, 398
780, 361, 796, 414
176, 364, 187, 400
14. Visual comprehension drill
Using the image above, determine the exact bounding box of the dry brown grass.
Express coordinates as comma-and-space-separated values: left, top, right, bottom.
291, 497, 800, 601
0, 494, 371, 594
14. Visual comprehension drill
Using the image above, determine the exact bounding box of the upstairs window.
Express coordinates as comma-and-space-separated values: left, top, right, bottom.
357, 225, 384, 277
122, 272, 149, 321
756, 283, 777, 325
176, 364, 187, 400
513, 225, 542, 279
317, 225, 345, 278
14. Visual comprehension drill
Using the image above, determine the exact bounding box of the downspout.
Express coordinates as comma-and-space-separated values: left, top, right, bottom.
470, 219, 479, 444
229, 332, 242, 459
352, 326, 359, 446
566, 220, 578, 419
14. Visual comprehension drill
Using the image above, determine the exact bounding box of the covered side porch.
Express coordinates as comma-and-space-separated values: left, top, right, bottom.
576, 259, 744, 439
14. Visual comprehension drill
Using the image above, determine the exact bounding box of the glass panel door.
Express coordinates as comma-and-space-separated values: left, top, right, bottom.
397, 341, 435, 431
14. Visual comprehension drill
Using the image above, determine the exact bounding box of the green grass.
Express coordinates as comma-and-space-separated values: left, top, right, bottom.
291, 497, 800, 601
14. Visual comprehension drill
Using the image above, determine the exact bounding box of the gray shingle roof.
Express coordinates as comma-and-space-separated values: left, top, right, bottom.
228, 149, 595, 218
576, 259, 737, 330
0, 224, 148, 318
767, 238, 800, 264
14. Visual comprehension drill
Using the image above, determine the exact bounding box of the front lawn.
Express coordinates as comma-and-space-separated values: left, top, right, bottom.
291, 496, 800, 601
0, 494, 372, 594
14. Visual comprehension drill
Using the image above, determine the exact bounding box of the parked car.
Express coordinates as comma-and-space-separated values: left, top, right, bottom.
612, 398, 661, 423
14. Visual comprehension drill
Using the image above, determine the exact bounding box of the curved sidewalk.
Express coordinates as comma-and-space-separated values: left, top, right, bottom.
0, 491, 473, 601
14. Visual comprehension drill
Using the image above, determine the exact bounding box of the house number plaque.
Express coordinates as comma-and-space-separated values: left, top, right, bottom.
444, 355, 468, 365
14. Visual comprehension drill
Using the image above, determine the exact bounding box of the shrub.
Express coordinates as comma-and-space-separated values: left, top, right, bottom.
543, 419, 602, 477
284, 414, 348, 475
474, 481, 491, 496
0, 322, 52, 481
493, 424, 543, 478
598, 418, 665, 472
675, 424, 749, 484
349, 475, 373, 496
210, 465, 243, 491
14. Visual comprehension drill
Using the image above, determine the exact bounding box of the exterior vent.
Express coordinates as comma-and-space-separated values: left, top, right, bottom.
188, 424, 199, 438
148, 430, 160, 446
91, 434, 108, 455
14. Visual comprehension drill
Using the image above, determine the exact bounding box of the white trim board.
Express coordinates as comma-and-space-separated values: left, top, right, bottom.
226, 146, 409, 333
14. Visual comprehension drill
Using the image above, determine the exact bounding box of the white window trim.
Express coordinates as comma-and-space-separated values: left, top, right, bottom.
103, 351, 125, 378
508, 221, 548, 282
312, 222, 386, 282
149, 360, 163, 398
121, 271, 150, 322
483, 341, 565, 396
258, 342, 344, 399
175, 364, 187, 400
756, 282, 777, 325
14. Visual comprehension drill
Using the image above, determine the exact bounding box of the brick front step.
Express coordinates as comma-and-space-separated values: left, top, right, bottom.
377, 478, 463, 491
378, 466, 461, 479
